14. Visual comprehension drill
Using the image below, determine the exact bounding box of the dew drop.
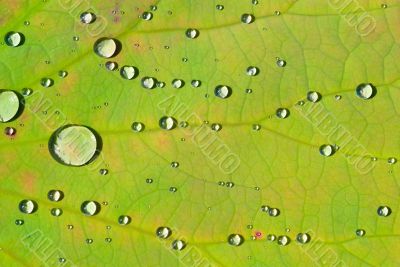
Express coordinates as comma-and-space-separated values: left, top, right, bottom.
261, 205, 270, 212
80, 12, 96, 24
252, 124, 261, 131
48, 190, 64, 202
276, 58, 286, 67
99, 168, 108, 175
0, 90, 20, 122
267, 234, 276, 241
131, 122, 145, 132
171, 161, 179, 168
186, 28, 199, 39
276, 108, 289, 119
377, 206, 391, 217
335, 95, 342, 101
156, 226, 171, 239
211, 123, 222, 132
226, 182, 234, 188
172, 240, 186, 250
105, 237, 112, 243
19, 199, 38, 214
159, 116, 177, 130
191, 80, 201, 88
142, 12, 153, 20
216, 4, 224, 10
387, 157, 397, 164
307, 91, 321, 103
51, 208, 63, 217
146, 178, 153, 184
118, 215, 131, 225
5, 32, 24, 47
105, 61, 118, 71
120, 66, 138, 80
157, 81, 165, 88
296, 233, 310, 244
67, 224, 74, 230
246, 66, 259, 76
268, 208, 280, 217
319, 144, 335, 157
228, 234, 244, 246
59, 258, 66, 263
241, 14, 255, 24
150, 5, 157, 11
245, 88, 253, 94
172, 79, 184, 88
22, 88, 33, 96
356, 83, 376, 100
81, 201, 101, 216
169, 187, 177, 192
5, 127, 16, 137
94, 38, 118, 58
58, 70, 68, 78
277, 235, 290, 246
356, 229, 366, 237
179, 121, 188, 128
215, 85, 232, 99
24, 21, 30, 26
49, 125, 99, 166
15, 219, 24, 225
40, 78, 54, 88
86, 238, 93, 244
72, 36, 79, 41
141, 77, 157, 89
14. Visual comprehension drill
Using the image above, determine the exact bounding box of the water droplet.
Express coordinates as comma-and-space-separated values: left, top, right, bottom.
211, 123, 222, 131
226, 182, 234, 188
275, 11, 281, 16
5, 32, 24, 47
172, 79, 184, 88
218, 181, 225, 186
276, 108, 289, 119
276, 58, 286, 67
355, 229, 366, 237
49, 125, 99, 166
51, 208, 63, 217
24, 21, 30, 26
179, 121, 189, 128
377, 206, 391, 217
228, 234, 244, 246
105, 61, 118, 71
86, 238, 93, 244
141, 77, 156, 89
156, 226, 171, 239
215, 85, 232, 99
267, 234, 276, 241
296, 233, 310, 244
159, 116, 177, 130
4, 126, 16, 137
388, 157, 397, 164
157, 81, 165, 88
19, 199, 38, 214
99, 168, 108, 175
356, 83, 376, 100
21, 88, 32, 96
73, 36, 79, 41
245, 88, 253, 94
48, 190, 64, 202
246, 66, 259, 76
186, 28, 199, 39
319, 144, 335, 157
105, 237, 112, 243
0, 90, 20, 122
81, 201, 101, 216
40, 78, 54, 88
247, 224, 253, 229
171, 161, 179, 168
169, 187, 177, 192
216, 4, 224, 10
142, 12, 153, 20
172, 240, 186, 250
191, 80, 201, 87
131, 122, 145, 132
80, 12, 96, 24
15, 219, 24, 225
335, 95, 342, 101
381, 4, 388, 8
146, 178, 153, 184
120, 65, 138, 80
297, 100, 305, 106
94, 38, 119, 58
252, 124, 261, 131
150, 5, 158, 11
118, 215, 131, 225
268, 208, 280, 217
58, 70, 68, 78
277, 235, 290, 246
261, 205, 270, 212
67, 224, 74, 230
241, 14, 255, 24
307, 91, 321, 103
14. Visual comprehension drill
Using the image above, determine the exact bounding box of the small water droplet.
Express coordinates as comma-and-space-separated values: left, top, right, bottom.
80, 12, 96, 24
276, 108, 289, 119
94, 38, 119, 58
252, 124, 261, 131
118, 215, 131, 225
241, 14, 255, 24
296, 233, 310, 244
261, 205, 270, 212
73, 36, 79, 41
146, 178, 153, 184
150, 5, 158, 11
171, 161, 179, 168
191, 80, 201, 88
319, 144, 335, 157
276, 58, 286, 67
105, 237, 112, 243
58, 70, 68, 78
186, 28, 199, 39
335, 95, 342, 101
381, 3, 387, 8
268, 208, 280, 217
275, 11, 281, 16
172, 79, 184, 88
356, 83, 376, 100
228, 234, 244, 246
218, 181, 225, 186
67, 224, 74, 230
86, 238, 93, 244
179, 121, 189, 128
99, 168, 108, 175
211, 123, 222, 132
15, 219, 24, 225
19, 199, 38, 214
157, 81, 165, 88
40, 78, 54, 88
105, 61, 118, 71
245, 88, 253, 94
215, 85, 232, 99
246, 66, 259, 76
387, 157, 397, 164
159, 116, 177, 130
377, 206, 391, 217
267, 234, 276, 241
307, 91, 321, 103
81, 201, 100, 216
21, 88, 32, 96
120, 66, 138, 80
24, 21, 30, 26
4, 32, 24, 47
48, 190, 64, 202
172, 240, 186, 250
156, 226, 171, 239
142, 12, 153, 20
355, 229, 366, 237
141, 77, 157, 89
169, 187, 177, 192
216, 4, 224, 10
226, 182, 234, 188
277, 235, 290, 246
51, 208, 63, 217
131, 122, 145, 132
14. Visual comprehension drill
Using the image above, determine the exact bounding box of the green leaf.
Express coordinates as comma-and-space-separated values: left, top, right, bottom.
1, 1, 399, 266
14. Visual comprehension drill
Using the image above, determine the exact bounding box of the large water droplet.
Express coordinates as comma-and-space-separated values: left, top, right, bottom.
277, 235, 290, 246
319, 144, 335, 157
0, 90, 20, 122
48, 190, 64, 202
241, 14, 255, 24
19, 199, 38, 214
356, 83, 376, 100
118, 215, 131, 225
49, 125, 100, 166
81, 201, 101, 216
120, 66, 138, 80
94, 38, 119, 58
156, 226, 171, 239
186, 28, 199, 39
172, 240, 186, 250
159, 116, 177, 130
80, 12, 96, 24
296, 233, 310, 244
5, 32, 24, 47
228, 234, 244, 246
377, 206, 391, 217
215, 85, 232, 99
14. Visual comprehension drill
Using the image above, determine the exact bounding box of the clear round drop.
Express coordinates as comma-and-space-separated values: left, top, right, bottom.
48, 190, 64, 202
94, 38, 118, 58
228, 234, 244, 246
356, 229, 366, 237
19, 200, 37, 214
49, 125, 99, 166
131, 122, 145, 132
172, 79, 184, 88
41, 78, 54, 88
211, 123, 222, 132
215, 85, 232, 99
142, 12, 153, 21
277, 235, 290, 246
191, 80, 201, 88
268, 208, 280, 217
216, 4, 224, 10
0, 90, 20, 122
307, 91, 321, 103
356, 83, 376, 100
186, 28, 199, 39
387, 157, 397, 164
105, 61, 117, 71
172, 240, 186, 251
246, 66, 259, 76
159, 116, 177, 130
22, 88, 32, 96
241, 14, 255, 24
80, 12, 96, 24
120, 66, 137, 80
81, 201, 100, 216
319, 144, 335, 157
5, 32, 24, 47
377, 206, 391, 217
276, 58, 286, 67
296, 233, 310, 244
141, 77, 156, 89
276, 108, 289, 119
156, 226, 171, 239
51, 208, 63, 217
118, 215, 131, 225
